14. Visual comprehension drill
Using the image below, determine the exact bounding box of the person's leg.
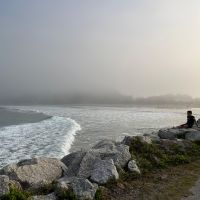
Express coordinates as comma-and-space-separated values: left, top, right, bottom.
178, 124, 188, 128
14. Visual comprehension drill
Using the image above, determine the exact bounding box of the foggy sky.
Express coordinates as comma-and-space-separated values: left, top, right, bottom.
1, 0, 200, 99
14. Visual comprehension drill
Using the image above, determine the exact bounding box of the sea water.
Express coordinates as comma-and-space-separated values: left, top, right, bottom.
0, 105, 200, 168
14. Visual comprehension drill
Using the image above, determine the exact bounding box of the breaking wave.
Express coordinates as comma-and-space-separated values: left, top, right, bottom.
0, 116, 81, 168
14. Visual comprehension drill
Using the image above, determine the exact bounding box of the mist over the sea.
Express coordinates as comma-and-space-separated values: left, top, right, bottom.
1, 0, 200, 102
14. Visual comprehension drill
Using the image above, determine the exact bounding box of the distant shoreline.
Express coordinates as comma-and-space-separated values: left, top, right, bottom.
0, 94, 199, 108
0, 103, 198, 109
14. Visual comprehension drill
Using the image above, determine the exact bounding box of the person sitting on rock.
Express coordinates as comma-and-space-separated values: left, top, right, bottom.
178, 110, 199, 128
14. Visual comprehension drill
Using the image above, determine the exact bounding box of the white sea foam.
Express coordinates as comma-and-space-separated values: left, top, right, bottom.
0, 116, 81, 168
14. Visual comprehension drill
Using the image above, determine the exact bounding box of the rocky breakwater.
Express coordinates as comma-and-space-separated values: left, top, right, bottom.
158, 121, 200, 141
0, 138, 139, 200
1, 123, 200, 200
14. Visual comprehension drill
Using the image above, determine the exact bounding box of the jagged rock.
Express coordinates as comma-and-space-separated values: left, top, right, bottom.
56, 177, 98, 200
61, 140, 131, 179
158, 128, 200, 141
29, 193, 57, 200
158, 128, 198, 140
0, 175, 22, 197
61, 151, 86, 177
55, 176, 71, 194
90, 159, 119, 184
128, 160, 141, 174
92, 139, 116, 150
156, 139, 192, 152
61, 151, 86, 167
0, 175, 10, 197
92, 139, 131, 168
122, 136, 152, 146
197, 119, 200, 126
0, 158, 67, 190
107, 143, 131, 168
138, 136, 152, 144
54, 176, 70, 195
78, 151, 101, 178
71, 178, 98, 200
158, 128, 183, 139
185, 130, 200, 141
75, 140, 131, 178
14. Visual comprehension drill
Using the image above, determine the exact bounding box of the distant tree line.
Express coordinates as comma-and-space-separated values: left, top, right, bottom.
0, 93, 200, 107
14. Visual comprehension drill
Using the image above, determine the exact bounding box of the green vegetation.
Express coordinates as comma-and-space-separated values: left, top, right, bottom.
56, 189, 77, 200
129, 160, 200, 200
1, 187, 30, 200
129, 137, 200, 173
94, 189, 103, 200
101, 138, 200, 200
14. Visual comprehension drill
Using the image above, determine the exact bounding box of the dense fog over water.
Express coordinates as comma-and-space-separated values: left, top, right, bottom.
1, 0, 200, 101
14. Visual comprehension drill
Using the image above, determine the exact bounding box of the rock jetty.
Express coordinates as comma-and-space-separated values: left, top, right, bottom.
0, 139, 133, 200
1, 125, 200, 199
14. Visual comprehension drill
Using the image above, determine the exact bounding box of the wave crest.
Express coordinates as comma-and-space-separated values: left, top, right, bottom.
0, 116, 81, 168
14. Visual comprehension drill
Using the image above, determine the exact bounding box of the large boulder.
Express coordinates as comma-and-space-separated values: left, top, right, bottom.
77, 151, 101, 178
156, 139, 192, 152
122, 136, 152, 146
56, 177, 98, 200
197, 119, 200, 126
61, 151, 86, 177
0, 175, 21, 197
92, 139, 131, 168
90, 159, 119, 184
0, 158, 67, 190
71, 178, 98, 200
29, 193, 57, 200
158, 128, 200, 140
66, 140, 131, 179
185, 130, 200, 141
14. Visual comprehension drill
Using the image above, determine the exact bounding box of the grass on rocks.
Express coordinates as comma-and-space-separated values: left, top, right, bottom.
1, 187, 31, 200
57, 189, 78, 200
129, 138, 200, 173
2, 138, 200, 200
99, 138, 200, 200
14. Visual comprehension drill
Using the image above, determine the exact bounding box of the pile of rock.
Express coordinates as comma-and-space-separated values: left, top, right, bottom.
1, 124, 199, 200
157, 119, 200, 141
0, 139, 142, 200
158, 127, 200, 141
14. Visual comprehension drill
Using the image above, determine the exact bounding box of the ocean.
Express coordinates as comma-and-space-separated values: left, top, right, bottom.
0, 105, 200, 168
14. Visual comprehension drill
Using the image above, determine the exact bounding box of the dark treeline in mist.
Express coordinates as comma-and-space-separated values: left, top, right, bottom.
1, 93, 200, 107
0, 93, 133, 105
133, 94, 200, 107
